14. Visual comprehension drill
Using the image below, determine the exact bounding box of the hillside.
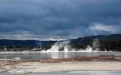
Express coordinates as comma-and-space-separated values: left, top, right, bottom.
0, 34, 121, 51
70, 34, 121, 51
0, 40, 56, 51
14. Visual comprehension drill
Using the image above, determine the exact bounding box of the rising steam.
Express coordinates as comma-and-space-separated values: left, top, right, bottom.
45, 38, 100, 52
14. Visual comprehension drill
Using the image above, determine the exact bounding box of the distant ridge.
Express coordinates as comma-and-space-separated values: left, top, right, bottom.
0, 39, 56, 48
70, 34, 121, 43
0, 34, 121, 51
70, 34, 121, 51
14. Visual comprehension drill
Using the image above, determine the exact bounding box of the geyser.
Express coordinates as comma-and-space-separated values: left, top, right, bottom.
47, 41, 71, 52
92, 38, 100, 51
45, 38, 100, 52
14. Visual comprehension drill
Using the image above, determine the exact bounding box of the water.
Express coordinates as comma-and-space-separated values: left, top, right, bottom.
0, 51, 120, 60
1, 71, 121, 75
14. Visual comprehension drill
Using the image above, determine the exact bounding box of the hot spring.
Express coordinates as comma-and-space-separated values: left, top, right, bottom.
0, 39, 120, 60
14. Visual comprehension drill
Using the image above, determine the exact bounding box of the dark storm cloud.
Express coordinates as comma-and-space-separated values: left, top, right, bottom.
0, 0, 121, 40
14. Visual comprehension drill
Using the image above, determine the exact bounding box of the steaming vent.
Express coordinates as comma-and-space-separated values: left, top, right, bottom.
45, 38, 100, 52
47, 41, 71, 52
92, 38, 100, 51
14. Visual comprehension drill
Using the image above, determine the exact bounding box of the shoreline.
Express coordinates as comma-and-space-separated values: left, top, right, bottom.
0, 55, 121, 74
1, 61, 121, 74
0, 55, 121, 62
0, 51, 113, 54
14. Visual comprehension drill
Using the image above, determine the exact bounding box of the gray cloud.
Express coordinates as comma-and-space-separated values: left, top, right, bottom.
0, 0, 121, 40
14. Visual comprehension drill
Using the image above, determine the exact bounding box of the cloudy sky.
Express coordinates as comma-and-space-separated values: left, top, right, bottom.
0, 0, 121, 40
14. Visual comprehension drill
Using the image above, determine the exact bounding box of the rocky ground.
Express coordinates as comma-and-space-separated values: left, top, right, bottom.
0, 55, 121, 74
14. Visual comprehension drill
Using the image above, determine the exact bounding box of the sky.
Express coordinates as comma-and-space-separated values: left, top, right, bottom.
0, 0, 121, 40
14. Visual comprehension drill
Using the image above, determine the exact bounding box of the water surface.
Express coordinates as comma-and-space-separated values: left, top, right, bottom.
0, 51, 120, 60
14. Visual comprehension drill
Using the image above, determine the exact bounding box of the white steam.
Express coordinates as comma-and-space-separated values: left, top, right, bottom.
45, 38, 100, 52
47, 41, 71, 52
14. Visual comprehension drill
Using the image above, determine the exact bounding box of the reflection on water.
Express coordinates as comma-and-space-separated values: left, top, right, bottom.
50, 52, 59, 59
0, 51, 120, 60
1, 71, 121, 75
64, 52, 68, 58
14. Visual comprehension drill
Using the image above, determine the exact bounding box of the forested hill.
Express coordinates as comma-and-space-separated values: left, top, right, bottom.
70, 34, 121, 51
70, 34, 121, 43
0, 40, 56, 49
